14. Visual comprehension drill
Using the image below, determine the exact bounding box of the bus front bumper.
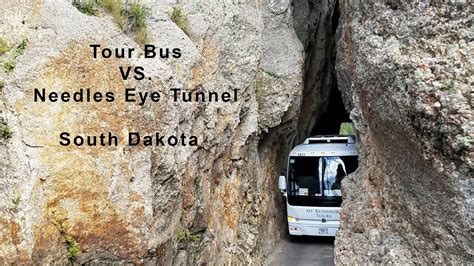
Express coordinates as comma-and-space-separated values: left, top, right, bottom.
288, 220, 339, 237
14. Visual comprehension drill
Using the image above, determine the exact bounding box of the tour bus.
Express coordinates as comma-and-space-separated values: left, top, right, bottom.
278, 135, 358, 237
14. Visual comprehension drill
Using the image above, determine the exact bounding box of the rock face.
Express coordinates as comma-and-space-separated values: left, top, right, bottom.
336, 1, 473, 264
0, 0, 306, 264
292, 0, 339, 141
1, 0, 472, 264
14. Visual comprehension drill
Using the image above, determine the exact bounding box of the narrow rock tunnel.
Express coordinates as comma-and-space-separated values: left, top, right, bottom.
293, 0, 349, 142
273, 0, 472, 264
305, 0, 350, 137
269, 1, 357, 261
311, 79, 351, 136
274, 0, 356, 232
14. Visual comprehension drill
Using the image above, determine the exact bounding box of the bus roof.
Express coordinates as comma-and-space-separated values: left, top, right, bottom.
289, 135, 358, 157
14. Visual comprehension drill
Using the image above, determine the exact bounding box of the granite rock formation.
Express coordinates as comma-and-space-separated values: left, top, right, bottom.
0, 0, 306, 264
335, 1, 473, 264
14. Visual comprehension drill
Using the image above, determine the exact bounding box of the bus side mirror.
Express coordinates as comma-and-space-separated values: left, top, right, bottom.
278, 175, 286, 191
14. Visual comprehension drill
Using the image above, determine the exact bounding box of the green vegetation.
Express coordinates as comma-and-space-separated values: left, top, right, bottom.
0, 38, 11, 55
11, 196, 21, 206
177, 229, 199, 243
73, 0, 126, 28
0, 122, 12, 139
72, 0, 99, 16
339, 122, 355, 135
99, 0, 127, 29
3, 38, 28, 73
127, 3, 151, 44
53, 220, 81, 263
15, 39, 28, 55
72, 1, 150, 44
263, 70, 279, 78
441, 80, 457, 93
3, 59, 15, 73
65, 235, 81, 262
0, 80, 5, 89
170, 6, 189, 35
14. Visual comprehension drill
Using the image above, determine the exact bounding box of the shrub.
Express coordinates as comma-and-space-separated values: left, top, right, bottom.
3, 39, 28, 73
15, 39, 28, 56
99, 0, 126, 29
441, 80, 457, 93
53, 220, 81, 262
65, 235, 81, 262
0, 80, 5, 89
127, 3, 150, 44
11, 196, 21, 206
128, 3, 149, 30
177, 229, 199, 243
4, 59, 15, 73
170, 6, 189, 35
72, 1, 150, 44
0, 123, 12, 139
0, 38, 11, 55
339, 122, 355, 135
72, 0, 99, 16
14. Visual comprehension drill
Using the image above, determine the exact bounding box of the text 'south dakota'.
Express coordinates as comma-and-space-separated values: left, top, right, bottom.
59, 132, 198, 147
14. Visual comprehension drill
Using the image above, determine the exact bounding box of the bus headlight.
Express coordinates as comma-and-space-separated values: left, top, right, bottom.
287, 216, 299, 222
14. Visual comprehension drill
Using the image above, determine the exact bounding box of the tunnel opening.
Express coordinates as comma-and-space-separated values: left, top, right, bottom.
310, 78, 351, 136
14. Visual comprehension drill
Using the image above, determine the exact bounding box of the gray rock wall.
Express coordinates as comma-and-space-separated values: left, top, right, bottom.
292, 0, 339, 141
335, 1, 473, 264
0, 0, 307, 264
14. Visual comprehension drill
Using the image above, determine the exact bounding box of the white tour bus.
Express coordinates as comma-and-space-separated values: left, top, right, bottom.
278, 135, 358, 237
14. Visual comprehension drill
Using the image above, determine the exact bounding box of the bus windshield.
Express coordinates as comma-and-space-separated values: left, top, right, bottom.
287, 156, 358, 206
